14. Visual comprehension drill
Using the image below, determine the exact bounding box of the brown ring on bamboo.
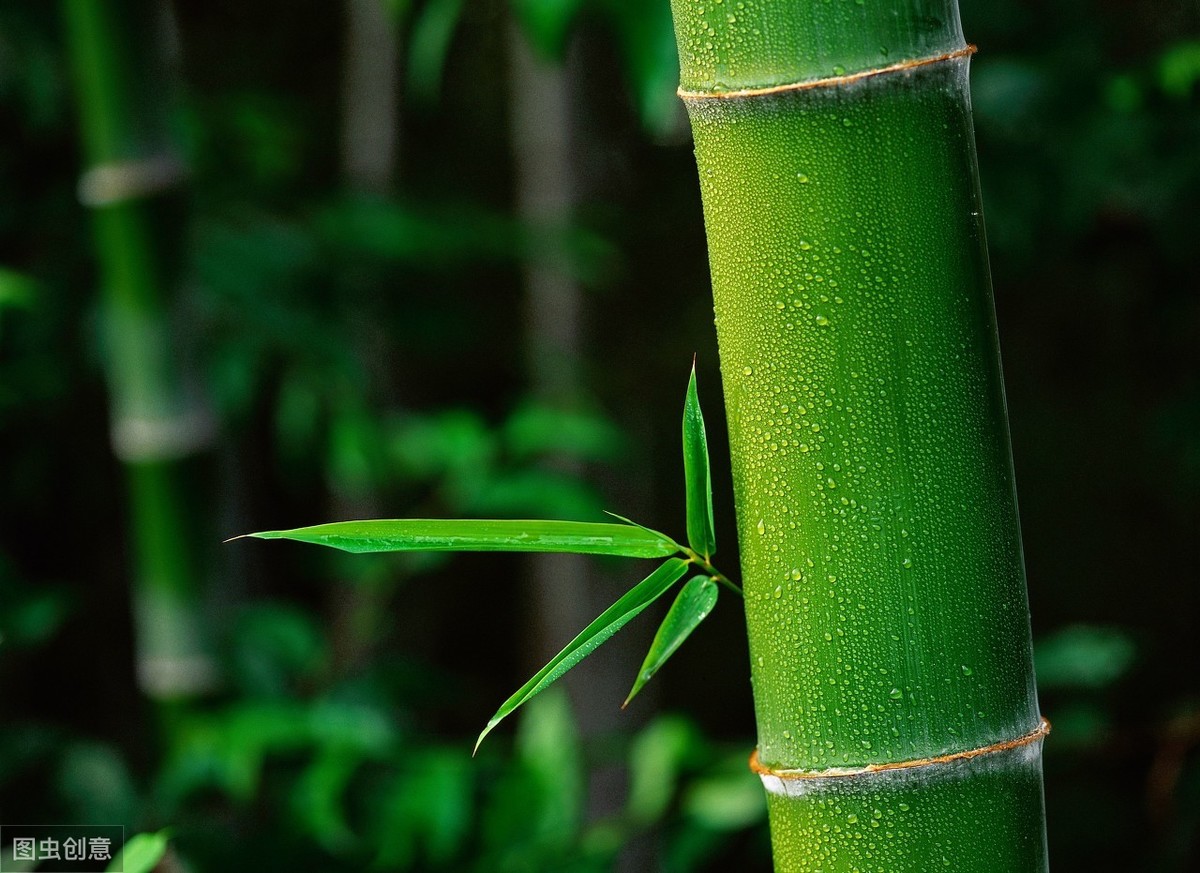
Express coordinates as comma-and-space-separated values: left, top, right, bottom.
679, 45, 977, 101
749, 716, 1050, 781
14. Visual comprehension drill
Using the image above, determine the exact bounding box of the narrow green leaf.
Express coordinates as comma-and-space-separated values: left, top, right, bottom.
511, 0, 585, 62
602, 510, 677, 543
107, 830, 170, 873
240, 519, 680, 559
683, 362, 716, 558
624, 575, 718, 707
475, 557, 690, 752
407, 0, 466, 103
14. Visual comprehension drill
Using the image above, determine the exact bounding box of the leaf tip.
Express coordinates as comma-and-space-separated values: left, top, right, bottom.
473, 719, 499, 756
225, 530, 279, 544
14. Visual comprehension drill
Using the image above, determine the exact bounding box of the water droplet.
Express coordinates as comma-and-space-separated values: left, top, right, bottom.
743, 366, 753, 375
756, 519, 765, 535
791, 568, 802, 580
889, 688, 903, 700
961, 665, 974, 677
774, 585, 783, 599
815, 314, 830, 326
847, 813, 858, 823
797, 173, 810, 183
902, 557, 913, 569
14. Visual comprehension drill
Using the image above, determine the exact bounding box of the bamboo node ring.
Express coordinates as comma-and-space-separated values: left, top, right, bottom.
749, 716, 1050, 783
78, 153, 188, 207
679, 45, 978, 101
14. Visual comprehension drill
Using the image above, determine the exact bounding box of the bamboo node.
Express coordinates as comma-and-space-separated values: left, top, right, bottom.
750, 717, 1050, 791
78, 153, 188, 207
111, 406, 216, 462
679, 45, 978, 101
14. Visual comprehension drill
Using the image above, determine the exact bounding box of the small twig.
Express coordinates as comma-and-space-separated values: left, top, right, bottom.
682, 548, 743, 598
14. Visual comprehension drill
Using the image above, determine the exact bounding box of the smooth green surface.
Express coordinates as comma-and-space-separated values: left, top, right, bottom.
476, 557, 690, 749
625, 574, 720, 706
670, 0, 963, 92
688, 60, 1039, 771
764, 751, 1048, 871
683, 364, 717, 558
248, 518, 681, 558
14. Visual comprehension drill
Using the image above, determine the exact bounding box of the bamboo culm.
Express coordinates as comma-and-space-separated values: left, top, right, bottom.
667, 1, 1048, 869
62, 0, 214, 699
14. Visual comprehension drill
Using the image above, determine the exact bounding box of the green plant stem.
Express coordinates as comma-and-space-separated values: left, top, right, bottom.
682, 549, 742, 599
668, 1, 1047, 869
63, 0, 214, 698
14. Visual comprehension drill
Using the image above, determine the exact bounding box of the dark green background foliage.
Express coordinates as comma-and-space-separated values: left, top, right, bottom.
0, 0, 1196, 870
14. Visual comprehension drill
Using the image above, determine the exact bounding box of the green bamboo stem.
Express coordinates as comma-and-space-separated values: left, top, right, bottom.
63, 0, 214, 698
668, 1, 1047, 869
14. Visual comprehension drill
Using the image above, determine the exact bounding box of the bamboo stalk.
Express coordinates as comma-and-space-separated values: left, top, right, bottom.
62, 0, 215, 699
668, 1, 1048, 868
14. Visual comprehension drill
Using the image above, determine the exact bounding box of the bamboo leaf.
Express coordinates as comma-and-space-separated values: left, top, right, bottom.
241, 519, 680, 559
683, 362, 716, 558
107, 830, 170, 873
407, 0, 466, 103
602, 510, 677, 543
624, 575, 718, 707
475, 557, 690, 752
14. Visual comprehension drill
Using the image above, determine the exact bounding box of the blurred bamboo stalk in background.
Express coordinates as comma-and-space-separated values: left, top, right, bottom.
506, 23, 654, 865
62, 0, 215, 699
341, 0, 401, 195
326, 0, 403, 674
668, 0, 1049, 868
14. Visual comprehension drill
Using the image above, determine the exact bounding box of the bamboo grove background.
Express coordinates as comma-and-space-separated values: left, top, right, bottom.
1, 0, 1197, 870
